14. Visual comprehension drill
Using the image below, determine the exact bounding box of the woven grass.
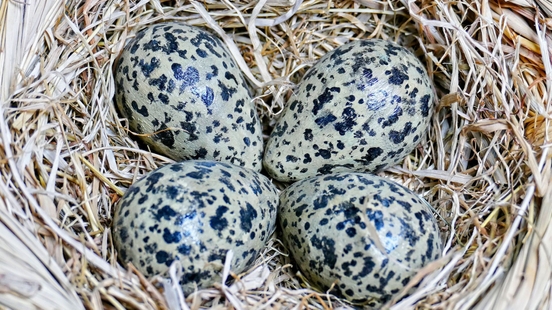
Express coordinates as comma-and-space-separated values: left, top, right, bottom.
1, 0, 551, 309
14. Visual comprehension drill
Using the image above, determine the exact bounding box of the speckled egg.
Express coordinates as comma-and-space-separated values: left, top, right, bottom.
278, 172, 442, 307
263, 39, 434, 182
112, 160, 278, 293
115, 22, 263, 171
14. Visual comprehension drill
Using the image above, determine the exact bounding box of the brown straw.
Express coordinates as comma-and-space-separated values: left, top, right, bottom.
1, 0, 550, 308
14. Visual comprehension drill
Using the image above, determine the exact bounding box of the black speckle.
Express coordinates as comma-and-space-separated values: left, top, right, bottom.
189, 30, 223, 58
196, 48, 207, 58
316, 149, 331, 159
158, 93, 169, 105
117, 227, 129, 242
239, 202, 258, 232
366, 209, 384, 230
310, 235, 337, 268
224, 71, 238, 84
177, 243, 192, 255
154, 204, 179, 221
201, 87, 214, 111
313, 195, 329, 210
420, 94, 431, 117
389, 122, 413, 144
218, 176, 235, 192
153, 123, 175, 148
218, 80, 237, 101
155, 250, 173, 266
386, 66, 409, 85
163, 228, 182, 243
144, 242, 158, 254
397, 200, 413, 213
286, 155, 299, 163
172, 64, 199, 89
138, 57, 160, 78
303, 129, 313, 141
374, 194, 394, 208
426, 234, 436, 261
356, 147, 383, 165
312, 87, 340, 115
293, 203, 309, 218
315, 114, 337, 127
359, 68, 378, 90
191, 147, 208, 159
179, 121, 199, 141
334, 107, 357, 135
271, 121, 288, 138
210, 206, 229, 231
357, 256, 376, 278
164, 185, 182, 201
245, 119, 256, 134
381, 105, 403, 128
148, 74, 168, 92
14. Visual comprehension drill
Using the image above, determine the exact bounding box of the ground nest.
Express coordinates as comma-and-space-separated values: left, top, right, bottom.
1, 0, 552, 309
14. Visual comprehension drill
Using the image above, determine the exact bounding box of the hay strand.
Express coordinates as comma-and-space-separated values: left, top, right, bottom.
1, 0, 551, 309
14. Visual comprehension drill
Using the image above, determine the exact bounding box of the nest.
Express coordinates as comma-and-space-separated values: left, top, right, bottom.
1, 0, 551, 309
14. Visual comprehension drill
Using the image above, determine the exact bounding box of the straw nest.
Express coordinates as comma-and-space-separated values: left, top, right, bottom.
1, 0, 551, 309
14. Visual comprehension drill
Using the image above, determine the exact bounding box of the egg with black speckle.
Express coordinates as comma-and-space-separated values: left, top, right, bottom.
263, 39, 434, 182
278, 172, 442, 307
112, 160, 278, 293
115, 22, 263, 171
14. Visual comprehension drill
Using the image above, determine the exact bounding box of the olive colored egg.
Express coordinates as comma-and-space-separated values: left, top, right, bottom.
112, 160, 278, 293
264, 39, 434, 181
278, 172, 442, 307
115, 22, 263, 170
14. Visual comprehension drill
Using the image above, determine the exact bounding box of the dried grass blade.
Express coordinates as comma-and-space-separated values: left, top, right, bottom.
0, 0, 64, 101
253, 0, 304, 27
190, 0, 264, 88
0, 209, 84, 309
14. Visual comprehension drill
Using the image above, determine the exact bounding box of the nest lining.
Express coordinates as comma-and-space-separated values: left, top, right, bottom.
0, 0, 551, 309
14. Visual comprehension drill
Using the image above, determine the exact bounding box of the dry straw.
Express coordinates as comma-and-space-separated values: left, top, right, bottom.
0, 0, 551, 309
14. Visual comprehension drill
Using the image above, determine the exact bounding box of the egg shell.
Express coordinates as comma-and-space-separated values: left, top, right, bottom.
115, 22, 263, 171
112, 160, 278, 293
263, 39, 434, 182
278, 172, 442, 306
